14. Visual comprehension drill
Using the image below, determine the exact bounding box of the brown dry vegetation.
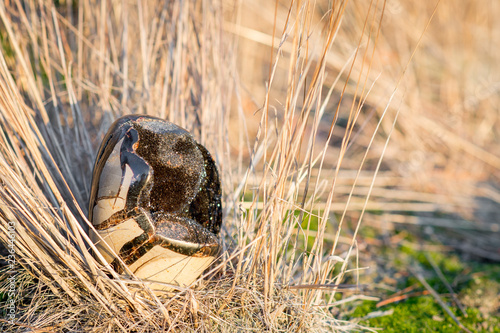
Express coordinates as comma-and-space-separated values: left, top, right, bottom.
0, 0, 498, 332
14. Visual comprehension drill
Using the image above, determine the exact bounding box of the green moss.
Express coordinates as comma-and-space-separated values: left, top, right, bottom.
441, 255, 463, 274
345, 225, 500, 332
352, 295, 499, 333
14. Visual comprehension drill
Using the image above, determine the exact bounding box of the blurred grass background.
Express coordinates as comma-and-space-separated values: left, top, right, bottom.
0, 0, 498, 331
234, 0, 499, 331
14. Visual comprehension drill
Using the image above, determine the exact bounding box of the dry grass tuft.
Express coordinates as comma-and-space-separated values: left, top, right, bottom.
0, 0, 387, 331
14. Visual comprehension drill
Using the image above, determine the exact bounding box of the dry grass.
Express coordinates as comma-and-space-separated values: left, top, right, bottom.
0, 0, 499, 332
235, 0, 500, 258
0, 0, 378, 331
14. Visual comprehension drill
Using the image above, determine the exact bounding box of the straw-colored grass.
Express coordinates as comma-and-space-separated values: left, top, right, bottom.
1, 0, 498, 332
235, 0, 500, 259
0, 0, 383, 331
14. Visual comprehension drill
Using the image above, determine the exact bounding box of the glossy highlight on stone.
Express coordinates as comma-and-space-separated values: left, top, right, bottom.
88, 115, 222, 289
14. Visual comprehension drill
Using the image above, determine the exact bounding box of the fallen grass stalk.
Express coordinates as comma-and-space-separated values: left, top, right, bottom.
410, 267, 472, 333
288, 284, 368, 291
424, 253, 467, 317
376, 291, 430, 308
